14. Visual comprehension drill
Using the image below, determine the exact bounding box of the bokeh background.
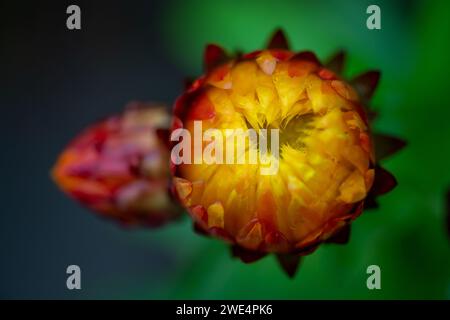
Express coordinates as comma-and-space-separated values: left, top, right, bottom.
1, 0, 450, 299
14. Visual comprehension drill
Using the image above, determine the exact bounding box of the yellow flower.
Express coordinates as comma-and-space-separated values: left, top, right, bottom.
171, 30, 404, 276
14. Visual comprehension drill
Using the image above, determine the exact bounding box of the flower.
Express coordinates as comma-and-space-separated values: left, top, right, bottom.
52, 102, 182, 227
170, 30, 405, 276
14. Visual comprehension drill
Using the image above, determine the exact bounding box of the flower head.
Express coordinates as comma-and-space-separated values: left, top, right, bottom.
171, 30, 404, 276
52, 102, 182, 227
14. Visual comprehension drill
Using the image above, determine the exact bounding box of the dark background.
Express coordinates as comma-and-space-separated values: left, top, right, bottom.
1, 0, 449, 299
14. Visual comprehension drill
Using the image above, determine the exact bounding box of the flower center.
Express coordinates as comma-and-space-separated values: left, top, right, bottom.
245, 113, 317, 157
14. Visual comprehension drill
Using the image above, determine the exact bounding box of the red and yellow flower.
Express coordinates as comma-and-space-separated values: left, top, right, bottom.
52, 102, 182, 227
171, 30, 404, 276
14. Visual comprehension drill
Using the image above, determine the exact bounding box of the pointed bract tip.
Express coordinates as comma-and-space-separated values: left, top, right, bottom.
230, 245, 267, 264
325, 50, 346, 74
291, 51, 321, 65
204, 44, 228, 72
267, 28, 290, 50
374, 134, 407, 161
352, 70, 381, 100
371, 166, 397, 196
325, 224, 351, 244
276, 254, 302, 278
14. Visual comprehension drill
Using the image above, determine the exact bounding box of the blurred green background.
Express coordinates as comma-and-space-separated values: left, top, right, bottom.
1, 0, 449, 299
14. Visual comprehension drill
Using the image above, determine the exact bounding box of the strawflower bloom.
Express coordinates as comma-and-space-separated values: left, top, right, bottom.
171, 30, 404, 276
